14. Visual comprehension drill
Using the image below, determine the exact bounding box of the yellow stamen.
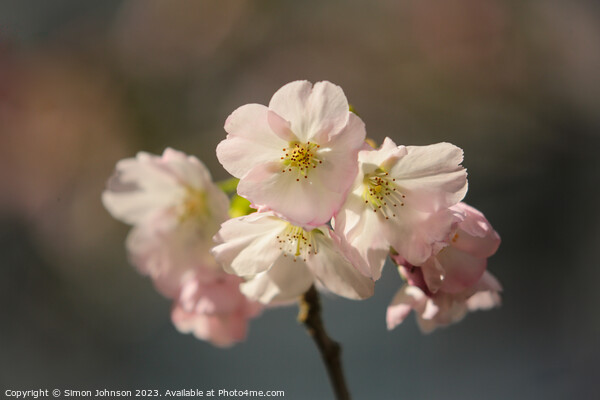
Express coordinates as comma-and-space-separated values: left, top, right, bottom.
281, 141, 322, 180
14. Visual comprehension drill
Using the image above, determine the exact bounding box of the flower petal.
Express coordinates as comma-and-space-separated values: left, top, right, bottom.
390, 143, 468, 212
421, 256, 446, 294
472, 270, 503, 293
317, 112, 365, 194
102, 153, 182, 225
358, 137, 407, 174
450, 203, 501, 259
217, 104, 287, 178
385, 207, 459, 266
171, 307, 247, 348
103, 148, 228, 227
268, 80, 350, 142
212, 212, 287, 276
435, 245, 488, 294
267, 110, 297, 142
386, 285, 427, 330
240, 254, 314, 304
308, 229, 374, 300
333, 190, 389, 279
237, 162, 342, 227
126, 219, 221, 298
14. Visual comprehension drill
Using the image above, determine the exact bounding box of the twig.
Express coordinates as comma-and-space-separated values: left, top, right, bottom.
298, 286, 351, 400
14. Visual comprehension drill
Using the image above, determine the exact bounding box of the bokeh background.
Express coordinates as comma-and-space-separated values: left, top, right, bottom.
1, 1, 599, 399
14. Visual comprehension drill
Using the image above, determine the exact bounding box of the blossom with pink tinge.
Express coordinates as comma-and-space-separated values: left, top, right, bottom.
216, 80, 366, 228
411, 202, 502, 294
125, 220, 223, 298
386, 203, 501, 333
334, 137, 468, 280
172, 274, 262, 347
211, 212, 374, 304
102, 148, 229, 297
387, 268, 501, 333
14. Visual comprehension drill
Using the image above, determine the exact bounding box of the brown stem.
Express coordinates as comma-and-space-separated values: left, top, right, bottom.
298, 285, 351, 400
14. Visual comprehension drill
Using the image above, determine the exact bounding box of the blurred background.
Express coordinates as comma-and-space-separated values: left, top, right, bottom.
1, 1, 599, 399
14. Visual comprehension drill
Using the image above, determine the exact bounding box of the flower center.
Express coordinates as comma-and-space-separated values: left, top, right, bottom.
179, 186, 207, 222
276, 224, 320, 262
280, 142, 322, 181
363, 168, 405, 219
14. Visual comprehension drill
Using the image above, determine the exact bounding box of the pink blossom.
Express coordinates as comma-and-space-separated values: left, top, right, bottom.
172, 274, 262, 347
216, 80, 366, 227
334, 137, 468, 280
102, 148, 230, 297
212, 212, 374, 304
415, 202, 502, 294
125, 220, 224, 297
386, 203, 501, 333
102, 148, 229, 231
386, 268, 502, 333
103, 149, 263, 347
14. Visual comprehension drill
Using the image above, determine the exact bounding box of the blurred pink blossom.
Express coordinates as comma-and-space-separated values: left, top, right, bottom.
103, 148, 262, 346
103, 148, 230, 296
172, 274, 262, 348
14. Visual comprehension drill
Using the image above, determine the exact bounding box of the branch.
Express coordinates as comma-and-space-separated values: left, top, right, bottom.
298, 286, 351, 400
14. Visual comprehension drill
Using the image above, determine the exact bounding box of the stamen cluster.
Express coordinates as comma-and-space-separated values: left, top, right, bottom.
363, 169, 405, 219
281, 142, 322, 181
277, 225, 319, 262
179, 186, 207, 222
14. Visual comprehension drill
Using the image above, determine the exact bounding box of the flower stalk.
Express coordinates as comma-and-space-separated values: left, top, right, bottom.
298, 286, 351, 400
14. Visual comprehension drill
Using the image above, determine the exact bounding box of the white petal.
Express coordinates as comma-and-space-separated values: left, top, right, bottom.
102, 190, 176, 226
421, 298, 441, 320
333, 190, 389, 280
237, 162, 341, 227
240, 255, 314, 304
218, 104, 287, 178
308, 229, 374, 300
316, 112, 365, 194
161, 148, 208, 187
103, 148, 228, 227
466, 290, 501, 311
268, 81, 349, 142
358, 137, 407, 173
390, 143, 468, 212
163, 149, 231, 225
212, 212, 287, 276
102, 153, 182, 225
267, 110, 297, 142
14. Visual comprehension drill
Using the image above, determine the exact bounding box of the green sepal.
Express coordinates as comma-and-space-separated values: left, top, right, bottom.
229, 194, 256, 218
217, 177, 240, 195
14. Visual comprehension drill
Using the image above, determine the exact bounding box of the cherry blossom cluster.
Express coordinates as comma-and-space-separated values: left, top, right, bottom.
103, 80, 501, 346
